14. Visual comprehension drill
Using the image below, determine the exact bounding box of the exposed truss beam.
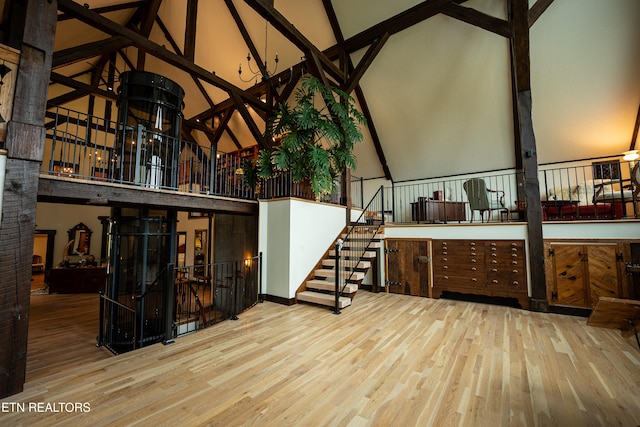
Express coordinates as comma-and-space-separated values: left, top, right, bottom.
243, 0, 345, 83
52, 36, 134, 69
57, 1, 144, 22
440, 2, 510, 37
49, 71, 117, 101
328, 0, 455, 58
57, 0, 266, 112
155, 16, 215, 109
321, 0, 391, 181
225, 0, 269, 83
529, 0, 555, 27
354, 86, 391, 181
344, 33, 389, 95
184, 0, 198, 61
231, 92, 271, 150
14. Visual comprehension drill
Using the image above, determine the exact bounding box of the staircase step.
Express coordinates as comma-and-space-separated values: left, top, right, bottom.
329, 249, 376, 258
306, 279, 359, 294
322, 259, 371, 269
314, 269, 365, 281
342, 233, 385, 240
343, 241, 383, 249
297, 291, 352, 308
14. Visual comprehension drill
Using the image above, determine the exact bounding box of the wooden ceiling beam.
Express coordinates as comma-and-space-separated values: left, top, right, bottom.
52, 36, 134, 69
243, 0, 345, 83
57, 1, 144, 22
354, 86, 391, 181
155, 16, 215, 109
58, 0, 266, 112
184, 0, 198, 62
328, 0, 455, 58
212, 106, 235, 145
231, 92, 271, 150
49, 71, 117, 101
225, 0, 269, 83
344, 33, 389, 95
440, 3, 510, 38
529, 0, 555, 27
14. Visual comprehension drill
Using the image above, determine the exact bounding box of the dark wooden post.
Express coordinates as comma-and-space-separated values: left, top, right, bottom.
0, 0, 58, 398
509, 0, 548, 312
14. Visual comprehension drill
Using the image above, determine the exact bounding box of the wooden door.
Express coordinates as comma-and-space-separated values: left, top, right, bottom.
586, 244, 621, 306
386, 239, 430, 297
550, 244, 588, 307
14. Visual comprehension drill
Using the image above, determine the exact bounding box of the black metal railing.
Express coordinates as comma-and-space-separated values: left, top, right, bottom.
174, 255, 261, 336
333, 186, 385, 314
257, 170, 342, 204
98, 255, 261, 354
43, 106, 255, 200
539, 158, 639, 220
388, 171, 521, 224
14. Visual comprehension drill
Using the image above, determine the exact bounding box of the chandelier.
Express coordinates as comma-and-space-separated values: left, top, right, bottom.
238, 19, 279, 85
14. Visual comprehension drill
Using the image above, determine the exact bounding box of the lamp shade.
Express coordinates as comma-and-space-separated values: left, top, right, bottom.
622, 150, 639, 161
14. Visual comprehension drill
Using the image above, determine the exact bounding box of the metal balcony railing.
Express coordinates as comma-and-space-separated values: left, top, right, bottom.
43, 106, 255, 200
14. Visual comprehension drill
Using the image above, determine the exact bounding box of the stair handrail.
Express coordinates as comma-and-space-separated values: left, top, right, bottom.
334, 186, 385, 313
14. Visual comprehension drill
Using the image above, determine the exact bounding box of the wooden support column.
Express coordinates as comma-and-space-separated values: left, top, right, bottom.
509, 0, 547, 311
0, 0, 58, 398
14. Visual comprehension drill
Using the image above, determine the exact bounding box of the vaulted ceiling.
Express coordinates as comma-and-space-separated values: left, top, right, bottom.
7, 0, 640, 182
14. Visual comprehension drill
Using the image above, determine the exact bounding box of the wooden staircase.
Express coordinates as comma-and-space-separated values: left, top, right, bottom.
296, 225, 385, 309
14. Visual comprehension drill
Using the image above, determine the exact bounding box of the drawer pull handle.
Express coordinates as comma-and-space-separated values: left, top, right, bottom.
443, 276, 449, 279
443, 266, 448, 269
443, 251, 448, 255
443, 258, 448, 262
490, 242, 496, 246
492, 260, 498, 264
511, 261, 518, 265
512, 281, 519, 286
471, 278, 477, 282
512, 247, 518, 251
491, 253, 497, 257
491, 268, 498, 272
471, 267, 476, 271
511, 242, 517, 246
470, 252, 476, 256
512, 269, 518, 274
470, 242, 476, 246
511, 254, 517, 257
491, 247, 497, 251
471, 259, 477, 263
492, 280, 498, 284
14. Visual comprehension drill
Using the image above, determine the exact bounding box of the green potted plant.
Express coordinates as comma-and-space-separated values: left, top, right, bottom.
255, 75, 367, 198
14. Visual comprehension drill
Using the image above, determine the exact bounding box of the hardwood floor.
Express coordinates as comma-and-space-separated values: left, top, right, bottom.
3, 290, 640, 426
26, 274, 113, 382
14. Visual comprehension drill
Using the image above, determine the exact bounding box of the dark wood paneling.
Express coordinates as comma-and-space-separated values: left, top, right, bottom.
386, 239, 430, 297
36, 177, 258, 215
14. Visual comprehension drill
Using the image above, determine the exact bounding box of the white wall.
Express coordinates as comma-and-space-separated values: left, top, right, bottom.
259, 199, 346, 299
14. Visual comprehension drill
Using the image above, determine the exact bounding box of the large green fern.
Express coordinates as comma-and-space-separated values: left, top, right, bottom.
257, 75, 366, 198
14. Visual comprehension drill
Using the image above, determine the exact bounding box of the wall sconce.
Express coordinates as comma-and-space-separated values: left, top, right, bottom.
244, 258, 251, 267
622, 150, 639, 161
0, 149, 6, 223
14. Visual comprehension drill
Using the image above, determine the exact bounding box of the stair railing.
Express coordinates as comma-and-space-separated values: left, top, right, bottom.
334, 185, 385, 314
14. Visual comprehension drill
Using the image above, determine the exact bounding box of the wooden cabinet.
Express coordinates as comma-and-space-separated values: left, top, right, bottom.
546, 242, 623, 308
432, 239, 529, 309
410, 199, 466, 223
46, 266, 107, 294
385, 239, 430, 297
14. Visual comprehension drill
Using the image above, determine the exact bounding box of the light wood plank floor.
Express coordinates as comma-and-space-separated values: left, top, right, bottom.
26, 274, 113, 382
3, 291, 640, 426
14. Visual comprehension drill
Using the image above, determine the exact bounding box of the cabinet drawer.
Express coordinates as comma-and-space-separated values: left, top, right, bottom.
434, 262, 486, 275
434, 273, 484, 287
